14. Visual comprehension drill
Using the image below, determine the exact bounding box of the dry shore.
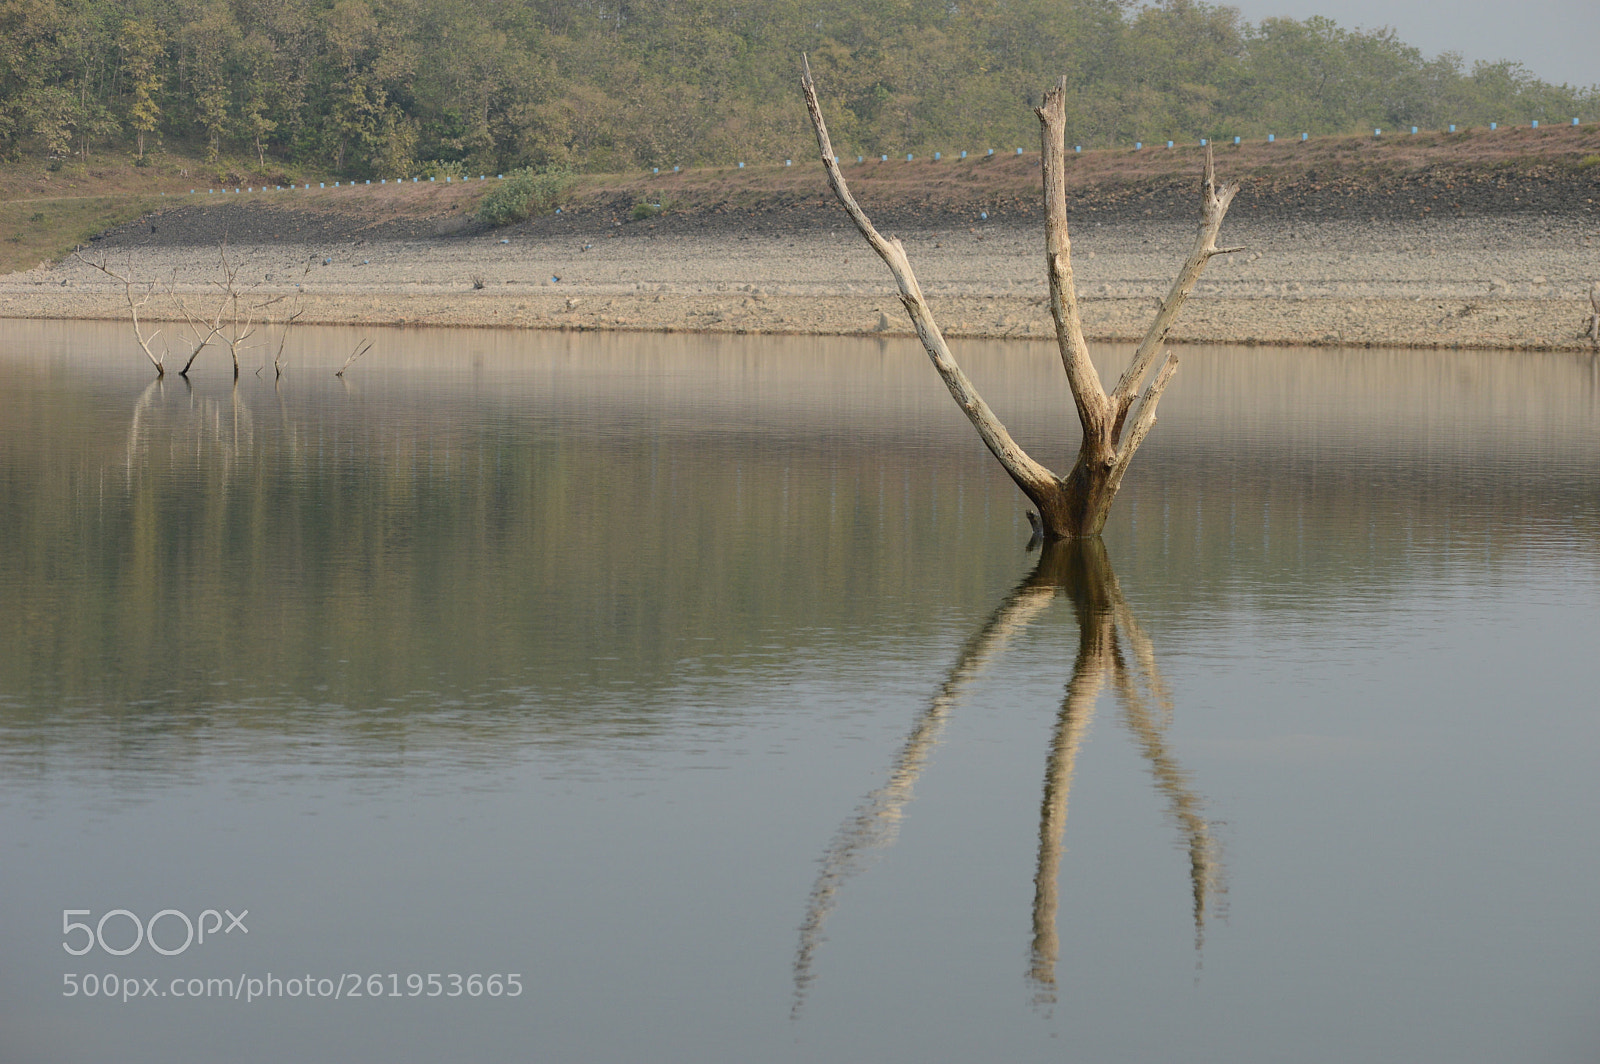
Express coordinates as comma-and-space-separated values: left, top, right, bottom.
3, 210, 1597, 350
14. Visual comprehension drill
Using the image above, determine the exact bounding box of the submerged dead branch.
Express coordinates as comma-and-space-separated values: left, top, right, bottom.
802, 60, 1240, 539
336, 338, 373, 377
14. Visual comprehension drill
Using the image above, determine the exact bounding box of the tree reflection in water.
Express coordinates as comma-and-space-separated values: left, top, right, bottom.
793, 538, 1223, 1015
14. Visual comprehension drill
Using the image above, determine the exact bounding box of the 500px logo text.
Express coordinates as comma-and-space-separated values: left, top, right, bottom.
63, 909, 249, 957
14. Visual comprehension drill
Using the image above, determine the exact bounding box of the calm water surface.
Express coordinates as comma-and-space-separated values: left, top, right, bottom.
2, 321, 1597, 1063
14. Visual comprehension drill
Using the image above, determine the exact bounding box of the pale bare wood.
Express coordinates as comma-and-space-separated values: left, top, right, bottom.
1110, 146, 1241, 424
1588, 281, 1599, 343
805, 61, 1237, 539
1035, 78, 1110, 441
1106, 349, 1179, 498
75, 254, 167, 376
336, 338, 373, 377
801, 56, 1061, 506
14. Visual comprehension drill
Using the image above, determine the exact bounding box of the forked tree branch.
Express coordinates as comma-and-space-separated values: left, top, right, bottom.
801, 55, 1060, 504
1111, 146, 1241, 410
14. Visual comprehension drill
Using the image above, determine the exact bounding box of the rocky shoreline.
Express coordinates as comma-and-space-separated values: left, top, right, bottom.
3, 181, 1598, 351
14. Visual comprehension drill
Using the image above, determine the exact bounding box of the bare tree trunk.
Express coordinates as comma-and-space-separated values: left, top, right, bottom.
802, 62, 1241, 539
1587, 281, 1599, 344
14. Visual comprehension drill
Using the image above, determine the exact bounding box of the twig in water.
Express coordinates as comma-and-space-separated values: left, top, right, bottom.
336, 338, 373, 377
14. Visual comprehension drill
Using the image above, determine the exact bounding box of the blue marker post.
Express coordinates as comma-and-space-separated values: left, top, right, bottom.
881, 155, 888, 162
1449, 124, 1457, 132
960, 151, 967, 159
1531, 120, 1539, 129
1200, 138, 1208, 146
739, 161, 745, 168
1075, 145, 1082, 153
1301, 132, 1308, 141
1166, 140, 1173, 148
1374, 129, 1382, 136
785, 159, 792, 166
1233, 136, 1240, 145
906, 153, 913, 162
674, 165, 680, 172
987, 149, 994, 157
1135, 141, 1142, 150
1411, 126, 1418, 134
1267, 133, 1275, 142
934, 152, 941, 161
1490, 122, 1497, 130
1015, 147, 1022, 155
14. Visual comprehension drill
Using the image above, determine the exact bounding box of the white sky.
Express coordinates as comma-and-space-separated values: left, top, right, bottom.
1224, 0, 1599, 88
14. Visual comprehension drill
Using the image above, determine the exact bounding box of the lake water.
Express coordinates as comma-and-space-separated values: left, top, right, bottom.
1, 320, 1597, 1063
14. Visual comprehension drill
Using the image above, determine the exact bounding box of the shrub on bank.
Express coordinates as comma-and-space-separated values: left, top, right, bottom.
476, 168, 573, 226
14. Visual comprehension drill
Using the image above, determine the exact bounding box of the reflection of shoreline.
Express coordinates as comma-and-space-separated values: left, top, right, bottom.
792, 540, 1223, 1015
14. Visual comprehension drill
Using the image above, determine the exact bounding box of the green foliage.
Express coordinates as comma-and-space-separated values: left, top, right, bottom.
421, 159, 468, 179
475, 168, 573, 226
0, 0, 1594, 174
631, 202, 663, 220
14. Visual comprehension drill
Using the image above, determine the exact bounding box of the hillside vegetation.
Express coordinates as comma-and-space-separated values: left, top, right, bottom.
2, 0, 1597, 184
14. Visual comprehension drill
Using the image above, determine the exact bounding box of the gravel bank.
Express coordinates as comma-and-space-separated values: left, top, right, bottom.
4, 209, 1597, 350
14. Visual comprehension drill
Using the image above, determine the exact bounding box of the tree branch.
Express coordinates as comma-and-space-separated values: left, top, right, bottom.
1109, 145, 1238, 433
801, 55, 1060, 503
75, 253, 166, 375
1035, 78, 1111, 442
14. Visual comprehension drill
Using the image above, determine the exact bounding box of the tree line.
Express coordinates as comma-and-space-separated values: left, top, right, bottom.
3, 0, 1595, 178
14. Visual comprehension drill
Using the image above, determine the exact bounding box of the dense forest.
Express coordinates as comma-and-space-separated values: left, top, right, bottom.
2, 0, 1596, 178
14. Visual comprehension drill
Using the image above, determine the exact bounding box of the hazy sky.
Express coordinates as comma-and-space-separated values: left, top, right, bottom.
1225, 0, 1598, 88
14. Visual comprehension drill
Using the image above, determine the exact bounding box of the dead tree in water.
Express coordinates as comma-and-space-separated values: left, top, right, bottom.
802, 60, 1242, 539
1587, 281, 1600, 345
75, 254, 167, 376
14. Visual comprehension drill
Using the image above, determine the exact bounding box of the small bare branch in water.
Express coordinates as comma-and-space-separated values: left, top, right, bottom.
336, 339, 373, 377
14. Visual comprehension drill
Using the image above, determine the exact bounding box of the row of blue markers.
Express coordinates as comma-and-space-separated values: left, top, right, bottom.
170, 117, 1586, 195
